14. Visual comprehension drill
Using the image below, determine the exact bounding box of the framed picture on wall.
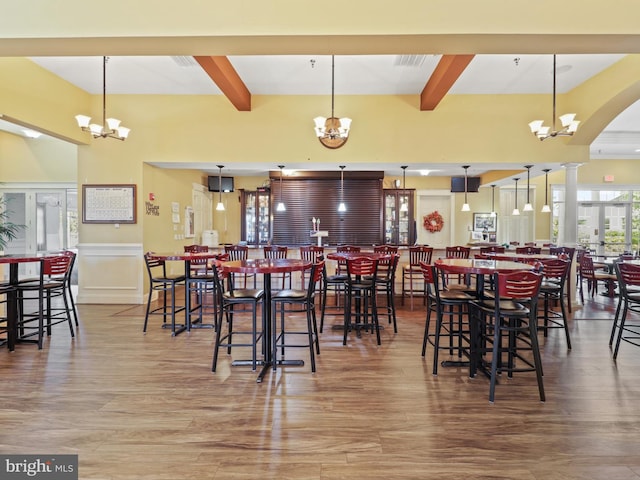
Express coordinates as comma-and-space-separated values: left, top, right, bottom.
473, 213, 497, 233
82, 184, 137, 224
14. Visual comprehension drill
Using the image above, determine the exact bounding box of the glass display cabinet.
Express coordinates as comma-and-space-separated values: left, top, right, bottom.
241, 188, 271, 246
383, 189, 414, 245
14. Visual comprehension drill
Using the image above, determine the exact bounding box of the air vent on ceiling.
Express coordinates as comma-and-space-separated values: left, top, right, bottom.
394, 55, 427, 67
171, 56, 198, 67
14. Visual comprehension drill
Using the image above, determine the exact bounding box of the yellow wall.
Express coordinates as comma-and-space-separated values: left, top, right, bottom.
0, 131, 76, 182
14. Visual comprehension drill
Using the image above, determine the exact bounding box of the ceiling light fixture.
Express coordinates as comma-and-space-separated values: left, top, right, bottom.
512, 178, 520, 216
338, 165, 347, 213
461, 165, 470, 212
314, 56, 352, 149
541, 168, 552, 213
215, 165, 225, 211
276, 165, 286, 212
75, 56, 130, 141
528, 55, 580, 140
523, 165, 533, 211
400, 166, 409, 212
490, 184, 497, 217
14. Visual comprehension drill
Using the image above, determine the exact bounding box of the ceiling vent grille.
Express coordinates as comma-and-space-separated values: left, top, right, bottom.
394, 55, 427, 67
171, 56, 198, 67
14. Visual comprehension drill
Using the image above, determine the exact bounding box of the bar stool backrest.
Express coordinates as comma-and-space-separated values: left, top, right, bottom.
374, 245, 399, 254
300, 245, 324, 262
225, 245, 249, 261
615, 262, 640, 295
44, 255, 73, 278
409, 246, 433, 267
445, 246, 470, 259
346, 257, 377, 278
540, 258, 570, 282
494, 270, 542, 301
264, 245, 288, 259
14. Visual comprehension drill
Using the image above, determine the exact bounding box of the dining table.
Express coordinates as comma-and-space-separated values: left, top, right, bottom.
434, 258, 537, 374
219, 258, 311, 383
481, 252, 558, 263
0, 252, 66, 351
146, 251, 226, 335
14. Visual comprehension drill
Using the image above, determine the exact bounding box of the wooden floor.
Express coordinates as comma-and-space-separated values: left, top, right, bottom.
1, 290, 640, 480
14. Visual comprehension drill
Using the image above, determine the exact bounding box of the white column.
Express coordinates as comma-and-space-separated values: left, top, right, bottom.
562, 163, 580, 246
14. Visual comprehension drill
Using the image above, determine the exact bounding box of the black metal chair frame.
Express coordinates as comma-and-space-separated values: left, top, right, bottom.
537, 258, 572, 349
344, 257, 380, 345
611, 262, 640, 360
271, 261, 323, 373
471, 270, 545, 403
421, 262, 473, 375
143, 252, 186, 336
211, 263, 265, 372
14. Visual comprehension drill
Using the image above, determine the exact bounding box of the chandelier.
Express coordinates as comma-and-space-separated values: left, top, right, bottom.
313, 55, 352, 149
528, 55, 579, 141
75, 56, 130, 141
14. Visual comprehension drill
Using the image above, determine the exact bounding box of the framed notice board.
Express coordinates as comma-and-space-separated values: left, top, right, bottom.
82, 184, 137, 224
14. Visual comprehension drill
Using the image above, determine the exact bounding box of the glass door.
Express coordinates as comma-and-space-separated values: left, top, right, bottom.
1, 188, 77, 278
578, 202, 631, 256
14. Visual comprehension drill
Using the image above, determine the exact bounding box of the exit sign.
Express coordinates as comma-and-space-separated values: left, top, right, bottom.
603, 175, 614, 182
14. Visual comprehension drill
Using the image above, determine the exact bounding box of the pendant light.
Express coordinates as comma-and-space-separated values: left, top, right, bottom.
276, 165, 286, 212
528, 55, 580, 140
461, 165, 470, 212
523, 165, 533, 211
512, 177, 520, 216
215, 165, 225, 211
338, 165, 347, 212
541, 168, 552, 213
490, 184, 497, 217
400, 166, 408, 212
314, 56, 352, 149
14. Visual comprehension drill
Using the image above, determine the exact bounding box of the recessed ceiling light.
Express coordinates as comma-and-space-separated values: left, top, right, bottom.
22, 129, 42, 138
419, 170, 431, 176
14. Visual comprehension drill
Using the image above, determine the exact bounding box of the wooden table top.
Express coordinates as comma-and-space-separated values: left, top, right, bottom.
435, 258, 535, 275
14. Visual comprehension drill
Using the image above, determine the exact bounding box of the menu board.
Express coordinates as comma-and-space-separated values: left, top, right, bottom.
82, 184, 137, 224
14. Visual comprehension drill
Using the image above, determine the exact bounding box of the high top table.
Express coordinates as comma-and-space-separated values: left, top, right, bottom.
146, 251, 226, 334
219, 258, 311, 383
0, 252, 65, 351
434, 258, 536, 375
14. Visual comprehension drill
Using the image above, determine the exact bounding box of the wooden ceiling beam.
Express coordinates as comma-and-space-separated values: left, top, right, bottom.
420, 54, 475, 111
194, 56, 251, 111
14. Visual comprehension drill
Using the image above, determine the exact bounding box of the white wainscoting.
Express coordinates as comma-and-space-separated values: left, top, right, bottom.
77, 243, 144, 304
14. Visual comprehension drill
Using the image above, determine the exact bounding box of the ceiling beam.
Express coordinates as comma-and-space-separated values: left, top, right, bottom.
194, 56, 251, 111
420, 54, 475, 111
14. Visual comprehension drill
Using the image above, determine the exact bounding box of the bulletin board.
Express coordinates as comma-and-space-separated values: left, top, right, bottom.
82, 184, 137, 224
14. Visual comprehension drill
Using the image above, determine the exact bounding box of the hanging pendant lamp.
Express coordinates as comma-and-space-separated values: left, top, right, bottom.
512, 178, 520, 216
314, 56, 352, 149
541, 168, 552, 213
338, 165, 347, 212
461, 165, 470, 212
75, 56, 130, 140
523, 165, 533, 211
276, 165, 286, 212
490, 185, 497, 217
215, 165, 225, 211
400, 166, 408, 212
528, 55, 580, 140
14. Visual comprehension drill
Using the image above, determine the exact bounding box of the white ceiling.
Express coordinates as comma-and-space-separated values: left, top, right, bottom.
3, 54, 640, 180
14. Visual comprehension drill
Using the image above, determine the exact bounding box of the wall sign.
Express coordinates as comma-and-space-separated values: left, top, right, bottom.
82, 184, 137, 224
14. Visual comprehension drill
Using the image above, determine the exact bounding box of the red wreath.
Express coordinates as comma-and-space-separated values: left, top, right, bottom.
423, 211, 444, 233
